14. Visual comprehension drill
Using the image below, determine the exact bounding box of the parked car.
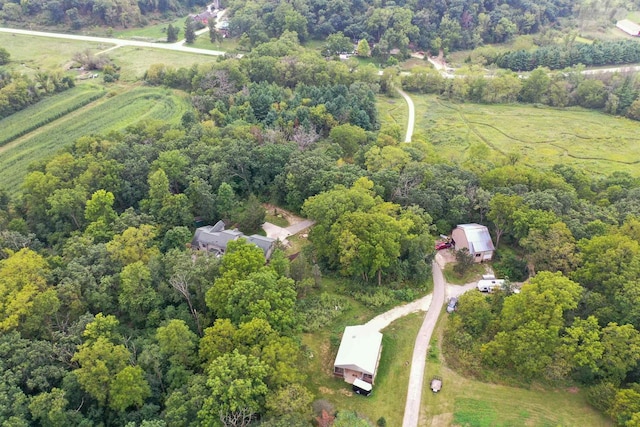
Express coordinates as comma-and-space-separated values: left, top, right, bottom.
435, 240, 453, 250
446, 297, 458, 313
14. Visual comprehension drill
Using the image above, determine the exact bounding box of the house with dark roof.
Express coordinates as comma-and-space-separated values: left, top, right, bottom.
192, 221, 277, 260
333, 325, 383, 385
451, 223, 495, 262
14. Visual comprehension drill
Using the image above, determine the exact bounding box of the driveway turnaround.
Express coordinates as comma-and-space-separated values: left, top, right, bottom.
402, 259, 446, 427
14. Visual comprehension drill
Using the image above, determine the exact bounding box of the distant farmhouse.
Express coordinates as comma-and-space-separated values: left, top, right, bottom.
192, 221, 276, 260
452, 223, 495, 262
333, 325, 383, 385
616, 19, 640, 36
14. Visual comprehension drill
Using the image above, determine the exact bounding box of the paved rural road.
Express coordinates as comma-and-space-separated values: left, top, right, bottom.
0, 27, 225, 56
397, 88, 415, 143
402, 258, 446, 427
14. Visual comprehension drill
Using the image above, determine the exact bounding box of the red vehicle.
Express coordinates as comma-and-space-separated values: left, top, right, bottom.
435, 241, 453, 250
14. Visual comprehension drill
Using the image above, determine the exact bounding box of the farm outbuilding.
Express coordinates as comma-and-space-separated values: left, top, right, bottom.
452, 223, 495, 263
333, 325, 383, 385
616, 19, 640, 36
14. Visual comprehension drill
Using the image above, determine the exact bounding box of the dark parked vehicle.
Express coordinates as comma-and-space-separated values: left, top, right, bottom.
352, 378, 372, 396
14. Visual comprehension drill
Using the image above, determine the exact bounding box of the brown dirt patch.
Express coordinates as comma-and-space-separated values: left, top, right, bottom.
567, 386, 580, 393
318, 386, 335, 395
263, 203, 304, 226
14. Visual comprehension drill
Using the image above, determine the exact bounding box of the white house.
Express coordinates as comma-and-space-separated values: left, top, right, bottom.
451, 223, 495, 263
333, 325, 383, 385
616, 19, 640, 36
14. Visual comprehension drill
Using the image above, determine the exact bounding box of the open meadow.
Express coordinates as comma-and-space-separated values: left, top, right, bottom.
0, 86, 190, 192
413, 95, 640, 177
421, 313, 612, 427
0, 33, 111, 76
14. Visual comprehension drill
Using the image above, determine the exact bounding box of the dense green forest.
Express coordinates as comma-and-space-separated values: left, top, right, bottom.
4, 0, 640, 422
2, 30, 640, 424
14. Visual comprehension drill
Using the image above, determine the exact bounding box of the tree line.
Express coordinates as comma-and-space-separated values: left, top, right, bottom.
402, 65, 640, 119
494, 40, 640, 72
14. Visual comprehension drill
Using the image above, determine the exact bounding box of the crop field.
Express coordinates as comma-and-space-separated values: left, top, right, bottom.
413, 95, 640, 177
420, 316, 612, 427
0, 86, 190, 192
0, 84, 106, 147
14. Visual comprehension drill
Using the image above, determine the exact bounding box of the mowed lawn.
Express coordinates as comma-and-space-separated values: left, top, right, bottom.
420, 315, 612, 427
301, 312, 423, 426
414, 95, 640, 176
0, 86, 190, 192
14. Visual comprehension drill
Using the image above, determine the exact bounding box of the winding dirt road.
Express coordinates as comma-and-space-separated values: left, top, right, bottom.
397, 88, 415, 143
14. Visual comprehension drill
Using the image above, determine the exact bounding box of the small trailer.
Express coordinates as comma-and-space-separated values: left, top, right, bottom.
477, 279, 505, 292
352, 378, 372, 397
430, 376, 442, 393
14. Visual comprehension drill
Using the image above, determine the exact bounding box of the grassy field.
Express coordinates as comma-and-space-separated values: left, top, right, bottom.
442, 262, 486, 285
107, 45, 217, 81
301, 312, 423, 426
111, 16, 189, 40
0, 86, 190, 192
413, 95, 640, 176
0, 84, 106, 147
420, 314, 612, 427
377, 94, 409, 136
0, 33, 110, 76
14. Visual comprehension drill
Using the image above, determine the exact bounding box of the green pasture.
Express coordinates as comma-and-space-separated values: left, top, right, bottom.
0, 84, 106, 147
106, 45, 217, 81
0, 33, 111, 76
377, 94, 409, 136
301, 311, 423, 426
413, 95, 640, 176
110, 16, 189, 41
191, 32, 240, 52
421, 315, 612, 427
0, 86, 190, 193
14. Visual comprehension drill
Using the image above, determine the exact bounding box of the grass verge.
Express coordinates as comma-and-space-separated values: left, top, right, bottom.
442, 262, 486, 285
0, 86, 190, 193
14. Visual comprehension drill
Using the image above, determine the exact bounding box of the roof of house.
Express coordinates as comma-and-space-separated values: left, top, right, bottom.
334, 325, 383, 376
456, 223, 495, 253
245, 234, 276, 256
617, 19, 640, 35
192, 222, 276, 258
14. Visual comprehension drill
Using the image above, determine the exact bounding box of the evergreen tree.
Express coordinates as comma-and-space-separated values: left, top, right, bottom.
184, 18, 196, 44
167, 24, 178, 43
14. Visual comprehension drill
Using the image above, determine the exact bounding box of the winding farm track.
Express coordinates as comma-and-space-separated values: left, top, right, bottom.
402, 258, 445, 427
0, 27, 225, 56
397, 88, 415, 143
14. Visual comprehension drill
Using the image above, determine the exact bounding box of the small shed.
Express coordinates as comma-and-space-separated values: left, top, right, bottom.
333, 325, 383, 385
452, 223, 495, 263
616, 19, 640, 36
